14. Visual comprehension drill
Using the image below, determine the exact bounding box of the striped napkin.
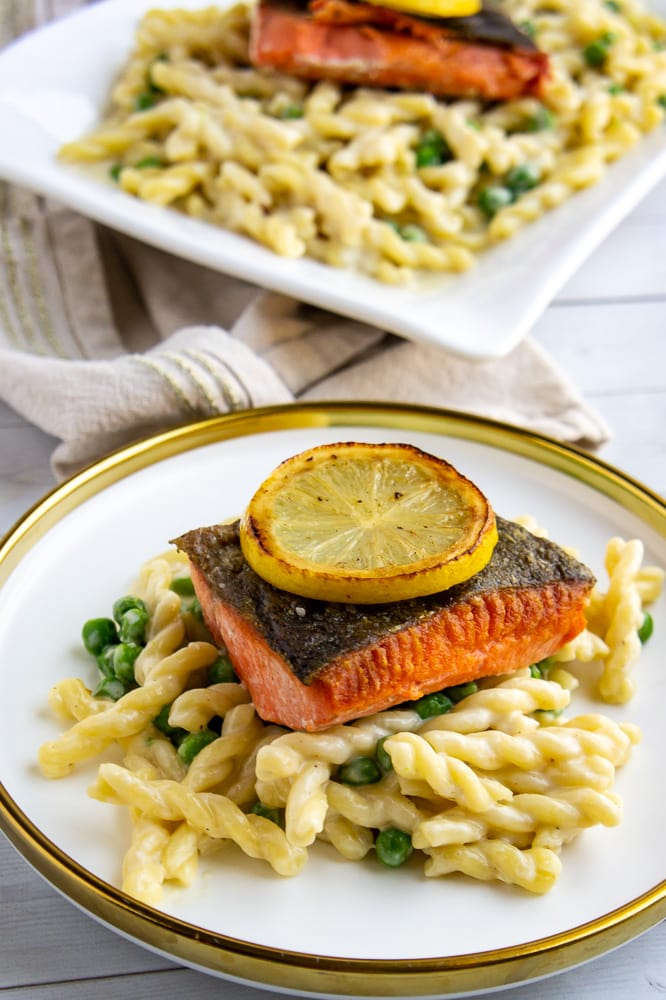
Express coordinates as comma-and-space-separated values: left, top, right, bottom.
0, 1, 610, 480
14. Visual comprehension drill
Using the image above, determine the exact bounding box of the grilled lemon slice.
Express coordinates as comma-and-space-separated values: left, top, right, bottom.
364, 0, 481, 17
239, 442, 498, 604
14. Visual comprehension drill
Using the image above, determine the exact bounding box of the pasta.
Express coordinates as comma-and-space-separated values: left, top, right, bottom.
38, 528, 661, 902
58, 0, 666, 284
553, 537, 664, 702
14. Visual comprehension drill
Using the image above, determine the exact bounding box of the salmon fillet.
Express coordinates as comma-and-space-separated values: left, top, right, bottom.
172, 517, 594, 732
249, 0, 549, 101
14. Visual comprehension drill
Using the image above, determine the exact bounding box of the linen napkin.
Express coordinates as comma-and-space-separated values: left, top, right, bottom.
0, 3, 610, 481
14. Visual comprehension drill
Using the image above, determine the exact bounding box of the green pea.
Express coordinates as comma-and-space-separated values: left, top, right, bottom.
384, 219, 428, 242
608, 82, 625, 94
279, 103, 304, 119
110, 642, 142, 684
524, 105, 555, 132
94, 676, 129, 701
82, 617, 118, 656
152, 704, 188, 744
177, 729, 219, 764
413, 691, 454, 720
477, 184, 514, 218
133, 156, 164, 169
191, 597, 203, 621
109, 164, 123, 181
135, 92, 157, 111
637, 612, 654, 643
415, 144, 443, 168
375, 736, 393, 774
251, 801, 285, 826
605, 0, 621, 10
170, 575, 196, 597
445, 681, 478, 703
119, 606, 149, 645
208, 654, 239, 684
113, 596, 147, 624
375, 827, 413, 867
400, 223, 428, 243
519, 19, 536, 39
583, 32, 616, 68
583, 40, 608, 67
658, 95, 666, 110
421, 127, 447, 147
506, 162, 540, 195
97, 644, 119, 678
534, 708, 564, 723
153, 703, 174, 734
530, 656, 554, 679
415, 129, 450, 168
338, 756, 382, 786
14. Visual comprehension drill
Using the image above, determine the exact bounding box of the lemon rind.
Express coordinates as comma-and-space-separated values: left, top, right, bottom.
363, 0, 481, 18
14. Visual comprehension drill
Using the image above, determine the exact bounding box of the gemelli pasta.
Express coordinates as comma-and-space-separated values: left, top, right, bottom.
57, 0, 666, 283
38, 526, 662, 902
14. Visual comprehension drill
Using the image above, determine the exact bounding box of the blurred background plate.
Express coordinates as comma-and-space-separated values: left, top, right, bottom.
1, 0, 666, 360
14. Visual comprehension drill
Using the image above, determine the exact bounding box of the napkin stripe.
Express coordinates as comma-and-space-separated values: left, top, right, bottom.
0, 0, 19, 47
134, 349, 252, 418
0, 2, 89, 49
18, 197, 70, 359
210, 355, 253, 408
163, 351, 223, 415
184, 349, 248, 410
133, 356, 199, 417
6, 1, 58, 40
0, 185, 72, 359
0, 183, 40, 353
0, 274, 19, 349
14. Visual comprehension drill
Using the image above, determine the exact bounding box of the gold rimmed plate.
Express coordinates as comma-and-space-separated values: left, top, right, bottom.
1, 402, 665, 997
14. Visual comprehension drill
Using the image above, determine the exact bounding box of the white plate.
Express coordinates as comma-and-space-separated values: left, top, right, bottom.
1, 403, 665, 998
1, 1, 666, 361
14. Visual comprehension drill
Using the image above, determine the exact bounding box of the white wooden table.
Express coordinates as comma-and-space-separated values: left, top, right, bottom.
1, 177, 665, 998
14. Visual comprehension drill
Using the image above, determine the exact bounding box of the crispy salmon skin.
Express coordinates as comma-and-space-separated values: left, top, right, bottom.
172, 517, 595, 732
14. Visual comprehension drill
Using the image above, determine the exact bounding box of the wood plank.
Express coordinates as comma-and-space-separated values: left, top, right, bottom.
534, 300, 666, 395
0, 922, 664, 1000
0, 403, 57, 530
0, 842, 171, 988
591, 392, 666, 498
533, 299, 666, 493
560, 220, 666, 302
556, 177, 666, 301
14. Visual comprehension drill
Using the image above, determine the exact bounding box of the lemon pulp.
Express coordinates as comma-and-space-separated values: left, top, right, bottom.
239, 442, 498, 604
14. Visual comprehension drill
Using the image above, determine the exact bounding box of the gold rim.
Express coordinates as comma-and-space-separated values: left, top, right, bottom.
1, 401, 665, 997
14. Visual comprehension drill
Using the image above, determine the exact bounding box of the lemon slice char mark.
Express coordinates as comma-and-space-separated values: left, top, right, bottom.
239, 442, 498, 604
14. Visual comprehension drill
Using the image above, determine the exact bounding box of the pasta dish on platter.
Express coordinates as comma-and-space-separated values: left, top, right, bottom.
58, 0, 666, 284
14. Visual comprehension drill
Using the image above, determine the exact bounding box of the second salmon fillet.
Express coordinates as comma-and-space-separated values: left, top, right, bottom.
173, 517, 594, 732
250, 0, 549, 100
